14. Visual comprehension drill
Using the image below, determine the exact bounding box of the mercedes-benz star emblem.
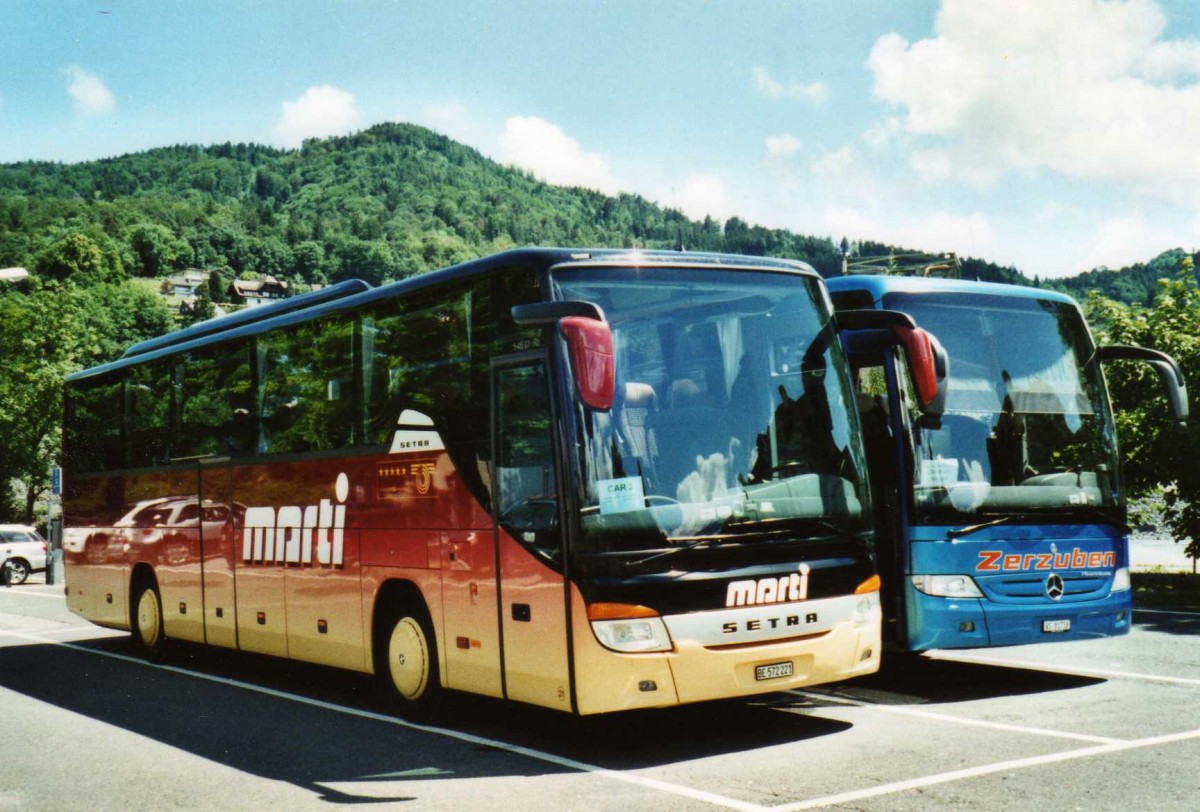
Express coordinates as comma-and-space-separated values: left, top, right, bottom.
1045, 573, 1065, 600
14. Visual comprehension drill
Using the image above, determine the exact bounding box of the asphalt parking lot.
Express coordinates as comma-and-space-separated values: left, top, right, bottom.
1, 565, 1197, 811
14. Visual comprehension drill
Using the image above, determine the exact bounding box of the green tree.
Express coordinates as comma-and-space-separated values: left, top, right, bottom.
1087, 258, 1200, 559
34, 231, 122, 285
127, 222, 179, 277
186, 284, 216, 325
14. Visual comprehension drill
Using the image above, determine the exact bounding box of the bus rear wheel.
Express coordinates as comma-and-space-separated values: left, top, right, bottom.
132, 579, 167, 661
375, 606, 442, 720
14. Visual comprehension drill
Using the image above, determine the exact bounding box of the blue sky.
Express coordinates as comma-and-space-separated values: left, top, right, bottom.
2, 0, 1198, 279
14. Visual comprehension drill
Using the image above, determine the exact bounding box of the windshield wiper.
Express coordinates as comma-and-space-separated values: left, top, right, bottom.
623, 536, 726, 568
948, 507, 1130, 540
623, 520, 865, 568
946, 512, 1053, 539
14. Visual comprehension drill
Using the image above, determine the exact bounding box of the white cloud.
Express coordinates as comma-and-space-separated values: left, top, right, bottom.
1079, 212, 1198, 271
420, 100, 471, 142
824, 205, 997, 259
812, 145, 864, 181
753, 66, 829, 104
867, 0, 1200, 204
765, 134, 803, 158
64, 66, 115, 117
862, 116, 903, 148
661, 174, 733, 222
273, 85, 363, 149
498, 116, 623, 194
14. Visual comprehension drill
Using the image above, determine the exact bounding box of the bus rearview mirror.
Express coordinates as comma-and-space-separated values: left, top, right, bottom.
1096, 345, 1189, 423
559, 316, 615, 411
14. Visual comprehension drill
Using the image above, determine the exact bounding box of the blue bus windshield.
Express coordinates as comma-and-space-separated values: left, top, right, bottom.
883, 291, 1120, 523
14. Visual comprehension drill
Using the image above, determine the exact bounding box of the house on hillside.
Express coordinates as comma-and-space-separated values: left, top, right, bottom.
229, 275, 289, 306
161, 269, 211, 300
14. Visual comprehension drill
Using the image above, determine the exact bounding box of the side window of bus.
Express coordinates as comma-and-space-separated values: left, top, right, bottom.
128, 361, 171, 466
362, 288, 475, 446
66, 372, 125, 473
257, 316, 354, 455
177, 341, 253, 458
362, 301, 466, 446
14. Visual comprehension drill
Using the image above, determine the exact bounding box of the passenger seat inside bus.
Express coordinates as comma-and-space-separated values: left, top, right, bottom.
616, 381, 658, 482
651, 378, 734, 500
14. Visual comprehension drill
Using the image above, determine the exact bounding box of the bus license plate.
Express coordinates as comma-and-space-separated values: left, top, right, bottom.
1043, 619, 1071, 634
755, 661, 793, 681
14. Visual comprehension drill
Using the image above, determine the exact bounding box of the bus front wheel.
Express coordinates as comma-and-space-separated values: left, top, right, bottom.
375, 605, 442, 719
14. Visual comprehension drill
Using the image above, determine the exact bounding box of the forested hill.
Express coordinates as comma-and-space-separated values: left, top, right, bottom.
1055, 248, 1200, 306
0, 121, 1028, 289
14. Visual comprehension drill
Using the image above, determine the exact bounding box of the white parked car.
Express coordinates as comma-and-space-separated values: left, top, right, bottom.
0, 524, 48, 585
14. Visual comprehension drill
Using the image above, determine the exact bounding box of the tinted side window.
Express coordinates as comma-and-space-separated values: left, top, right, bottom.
364, 288, 473, 447
257, 315, 355, 454
128, 361, 171, 467
65, 372, 125, 474
177, 341, 253, 458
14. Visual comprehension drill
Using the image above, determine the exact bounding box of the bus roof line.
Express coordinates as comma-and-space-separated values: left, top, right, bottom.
71, 248, 822, 383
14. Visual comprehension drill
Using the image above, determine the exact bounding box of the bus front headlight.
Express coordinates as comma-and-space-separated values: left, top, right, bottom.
911, 574, 984, 598
587, 603, 673, 653
1111, 566, 1130, 592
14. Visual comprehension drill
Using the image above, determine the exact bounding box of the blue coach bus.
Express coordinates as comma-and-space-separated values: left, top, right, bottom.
826, 275, 1187, 652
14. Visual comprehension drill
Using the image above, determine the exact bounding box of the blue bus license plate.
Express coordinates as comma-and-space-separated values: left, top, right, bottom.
1042, 619, 1071, 633
755, 661, 793, 681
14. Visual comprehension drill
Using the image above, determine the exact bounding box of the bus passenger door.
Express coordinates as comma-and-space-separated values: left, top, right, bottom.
493, 357, 572, 711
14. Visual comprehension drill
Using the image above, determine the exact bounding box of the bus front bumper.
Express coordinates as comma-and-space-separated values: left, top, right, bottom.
906, 588, 1132, 651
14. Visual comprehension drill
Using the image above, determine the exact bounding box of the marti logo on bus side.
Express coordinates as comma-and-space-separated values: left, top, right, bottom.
242, 473, 349, 567
976, 548, 1115, 572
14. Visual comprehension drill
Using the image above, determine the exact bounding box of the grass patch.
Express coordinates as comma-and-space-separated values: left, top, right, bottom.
1132, 572, 1200, 611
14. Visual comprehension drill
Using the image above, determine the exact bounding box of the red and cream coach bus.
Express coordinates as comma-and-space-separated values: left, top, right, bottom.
63, 248, 943, 717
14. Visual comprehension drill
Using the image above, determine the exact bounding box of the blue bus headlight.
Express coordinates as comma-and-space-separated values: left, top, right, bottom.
911, 574, 984, 598
1111, 566, 1130, 592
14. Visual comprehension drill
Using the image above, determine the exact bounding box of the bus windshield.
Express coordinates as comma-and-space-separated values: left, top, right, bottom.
552, 266, 870, 565
883, 291, 1120, 523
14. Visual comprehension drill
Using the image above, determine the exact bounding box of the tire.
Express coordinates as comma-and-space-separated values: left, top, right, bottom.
4, 558, 30, 586
131, 578, 167, 660
375, 604, 442, 720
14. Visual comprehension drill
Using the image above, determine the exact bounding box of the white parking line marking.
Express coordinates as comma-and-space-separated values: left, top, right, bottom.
0, 628, 767, 812
0, 589, 66, 599
1135, 607, 1200, 618
928, 651, 1200, 687
787, 690, 1122, 745
770, 727, 1200, 811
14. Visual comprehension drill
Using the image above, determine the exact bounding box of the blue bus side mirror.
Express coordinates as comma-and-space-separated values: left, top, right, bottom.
1096, 345, 1188, 424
